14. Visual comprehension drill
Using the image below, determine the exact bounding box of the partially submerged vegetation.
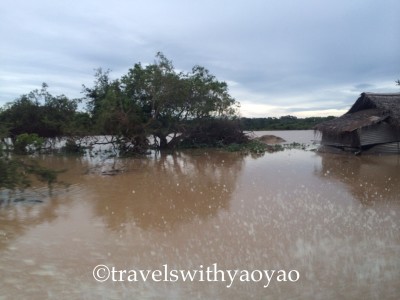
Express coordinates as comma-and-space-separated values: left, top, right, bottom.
226, 140, 282, 154
0, 53, 249, 192
1, 53, 246, 154
0, 53, 322, 193
0, 138, 61, 196
0, 155, 60, 190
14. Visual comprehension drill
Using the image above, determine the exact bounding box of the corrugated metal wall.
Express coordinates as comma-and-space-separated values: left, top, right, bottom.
359, 123, 399, 146
365, 142, 400, 154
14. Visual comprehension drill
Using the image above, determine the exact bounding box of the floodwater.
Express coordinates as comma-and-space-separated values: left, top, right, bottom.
0, 131, 399, 299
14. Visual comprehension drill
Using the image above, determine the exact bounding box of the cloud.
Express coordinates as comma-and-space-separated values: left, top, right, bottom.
1, 0, 399, 116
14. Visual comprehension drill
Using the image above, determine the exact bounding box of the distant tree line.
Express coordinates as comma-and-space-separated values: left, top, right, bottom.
240, 115, 335, 131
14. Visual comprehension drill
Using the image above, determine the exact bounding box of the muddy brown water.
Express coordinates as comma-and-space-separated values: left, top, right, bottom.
0, 131, 399, 299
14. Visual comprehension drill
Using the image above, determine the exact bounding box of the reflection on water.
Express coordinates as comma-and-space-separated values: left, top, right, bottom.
0, 134, 399, 299
318, 153, 400, 204
89, 151, 244, 231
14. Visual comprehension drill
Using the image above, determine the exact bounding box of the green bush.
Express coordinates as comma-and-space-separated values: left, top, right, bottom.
14, 133, 44, 154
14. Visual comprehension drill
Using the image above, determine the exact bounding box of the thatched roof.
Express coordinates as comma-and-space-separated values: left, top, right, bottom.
315, 92, 400, 134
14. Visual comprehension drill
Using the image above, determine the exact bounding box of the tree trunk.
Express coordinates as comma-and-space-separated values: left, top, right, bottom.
159, 135, 168, 149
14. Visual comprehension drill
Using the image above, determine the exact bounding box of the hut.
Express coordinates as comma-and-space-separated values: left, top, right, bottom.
315, 92, 400, 154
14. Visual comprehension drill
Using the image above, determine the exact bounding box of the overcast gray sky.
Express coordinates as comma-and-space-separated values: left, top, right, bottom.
1, 0, 399, 117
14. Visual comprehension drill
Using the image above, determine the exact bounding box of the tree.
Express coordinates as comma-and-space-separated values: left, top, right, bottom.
0, 83, 79, 140
83, 52, 242, 152
82, 68, 112, 123
0, 123, 59, 191
0, 94, 41, 140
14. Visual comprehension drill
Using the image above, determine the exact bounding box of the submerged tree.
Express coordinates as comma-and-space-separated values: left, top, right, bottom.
1, 53, 246, 156
0, 156, 59, 191
0, 124, 59, 191
83, 52, 243, 152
